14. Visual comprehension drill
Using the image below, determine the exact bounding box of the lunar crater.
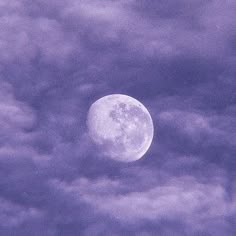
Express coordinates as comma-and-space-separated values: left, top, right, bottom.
87, 94, 154, 162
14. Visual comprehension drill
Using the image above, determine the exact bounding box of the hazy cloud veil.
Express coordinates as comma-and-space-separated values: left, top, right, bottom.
0, 0, 235, 235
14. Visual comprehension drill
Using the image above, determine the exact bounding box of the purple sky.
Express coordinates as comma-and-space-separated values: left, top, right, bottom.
0, 0, 236, 235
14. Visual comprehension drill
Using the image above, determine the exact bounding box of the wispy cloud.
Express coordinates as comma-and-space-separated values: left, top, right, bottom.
52, 174, 236, 235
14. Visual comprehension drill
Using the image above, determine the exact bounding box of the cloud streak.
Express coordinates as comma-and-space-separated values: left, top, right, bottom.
52, 174, 236, 235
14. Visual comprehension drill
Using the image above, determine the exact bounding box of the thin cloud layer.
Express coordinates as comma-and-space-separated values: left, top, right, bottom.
0, 0, 235, 235
52, 175, 235, 234
0, 197, 43, 228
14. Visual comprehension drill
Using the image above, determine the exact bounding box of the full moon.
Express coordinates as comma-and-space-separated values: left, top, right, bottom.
87, 94, 154, 162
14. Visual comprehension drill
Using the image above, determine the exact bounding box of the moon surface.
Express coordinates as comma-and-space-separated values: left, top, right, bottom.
87, 94, 154, 162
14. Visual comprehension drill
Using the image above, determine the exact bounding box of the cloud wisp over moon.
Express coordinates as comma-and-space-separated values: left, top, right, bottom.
0, 0, 235, 235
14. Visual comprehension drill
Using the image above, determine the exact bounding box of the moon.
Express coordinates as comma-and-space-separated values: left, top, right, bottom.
87, 94, 154, 162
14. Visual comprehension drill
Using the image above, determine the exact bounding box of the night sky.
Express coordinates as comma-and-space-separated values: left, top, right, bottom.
0, 0, 236, 235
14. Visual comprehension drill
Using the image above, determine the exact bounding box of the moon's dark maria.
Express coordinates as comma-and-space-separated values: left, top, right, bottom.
87, 94, 154, 162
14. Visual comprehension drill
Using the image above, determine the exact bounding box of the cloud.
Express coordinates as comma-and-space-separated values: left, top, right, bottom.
159, 110, 211, 135
0, 2, 77, 66
0, 0, 235, 74
157, 109, 236, 150
58, 0, 236, 58
0, 197, 43, 227
0, 81, 36, 147
52, 175, 236, 235
0, 0, 235, 235
0, 197, 53, 236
